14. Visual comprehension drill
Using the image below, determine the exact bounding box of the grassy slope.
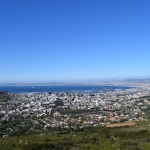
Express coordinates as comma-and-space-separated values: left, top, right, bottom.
0, 121, 150, 150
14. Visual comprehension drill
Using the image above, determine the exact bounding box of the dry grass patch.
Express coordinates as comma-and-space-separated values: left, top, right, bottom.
106, 121, 136, 128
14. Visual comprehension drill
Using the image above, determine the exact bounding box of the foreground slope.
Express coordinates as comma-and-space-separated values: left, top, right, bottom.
0, 121, 150, 150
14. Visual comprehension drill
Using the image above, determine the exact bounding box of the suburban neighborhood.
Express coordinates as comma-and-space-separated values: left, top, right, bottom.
0, 83, 150, 138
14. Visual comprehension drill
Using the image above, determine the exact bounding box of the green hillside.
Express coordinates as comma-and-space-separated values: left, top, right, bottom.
0, 121, 150, 150
0, 92, 11, 103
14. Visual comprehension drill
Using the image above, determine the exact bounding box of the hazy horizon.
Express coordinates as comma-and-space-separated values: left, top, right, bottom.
1, 77, 150, 86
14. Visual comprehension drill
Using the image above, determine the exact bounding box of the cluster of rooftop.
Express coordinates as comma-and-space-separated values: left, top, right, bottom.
0, 84, 150, 137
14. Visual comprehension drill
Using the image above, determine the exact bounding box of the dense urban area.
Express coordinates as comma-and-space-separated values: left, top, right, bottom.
0, 84, 150, 137
0, 84, 150, 149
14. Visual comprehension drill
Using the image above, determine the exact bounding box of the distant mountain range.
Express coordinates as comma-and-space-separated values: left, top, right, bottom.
0, 78, 150, 86
124, 78, 150, 83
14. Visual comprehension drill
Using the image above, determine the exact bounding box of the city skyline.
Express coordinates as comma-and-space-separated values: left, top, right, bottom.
1, 0, 150, 82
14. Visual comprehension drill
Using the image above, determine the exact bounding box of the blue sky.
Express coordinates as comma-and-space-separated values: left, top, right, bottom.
0, 0, 150, 82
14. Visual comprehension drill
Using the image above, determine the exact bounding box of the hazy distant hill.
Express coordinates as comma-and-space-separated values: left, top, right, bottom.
124, 78, 150, 83
1, 78, 150, 86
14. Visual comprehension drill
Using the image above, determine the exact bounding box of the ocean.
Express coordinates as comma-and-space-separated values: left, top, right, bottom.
0, 85, 132, 94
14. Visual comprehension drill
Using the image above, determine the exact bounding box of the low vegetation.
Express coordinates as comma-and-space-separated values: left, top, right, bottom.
0, 92, 11, 103
0, 121, 150, 150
